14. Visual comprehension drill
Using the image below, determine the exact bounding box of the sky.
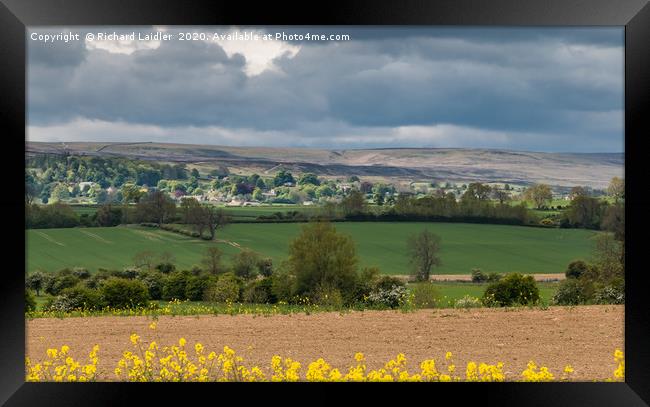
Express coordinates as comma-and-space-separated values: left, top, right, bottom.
27, 26, 624, 153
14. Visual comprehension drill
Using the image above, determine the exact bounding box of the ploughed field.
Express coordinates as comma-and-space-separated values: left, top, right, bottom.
27, 222, 598, 274
26, 305, 624, 381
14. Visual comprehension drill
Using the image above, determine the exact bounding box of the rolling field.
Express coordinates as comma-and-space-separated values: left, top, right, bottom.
27, 226, 243, 273
27, 222, 598, 275
220, 205, 318, 221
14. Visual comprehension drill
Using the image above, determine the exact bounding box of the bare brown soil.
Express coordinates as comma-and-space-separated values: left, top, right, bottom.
26, 305, 623, 381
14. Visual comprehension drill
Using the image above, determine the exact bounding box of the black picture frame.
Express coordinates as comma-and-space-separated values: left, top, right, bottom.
2, 0, 649, 405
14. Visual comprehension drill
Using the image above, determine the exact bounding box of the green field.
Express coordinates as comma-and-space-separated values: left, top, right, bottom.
424, 281, 559, 306
220, 205, 318, 221
27, 222, 599, 275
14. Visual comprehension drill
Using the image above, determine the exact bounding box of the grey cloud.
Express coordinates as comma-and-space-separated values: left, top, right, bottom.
27, 27, 624, 152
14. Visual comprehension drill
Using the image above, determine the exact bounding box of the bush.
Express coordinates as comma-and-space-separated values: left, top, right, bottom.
487, 272, 503, 282
565, 260, 589, 279
71, 267, 90, 279
232, 250, 260, 281
471, 268, 487, 283
410, 283, 439, 308
25, 290, 37, 312
137, 271, 167, 300
257, 258, 274, 277
203, 273, 241, 303
366, 285, 408, 309
44, 272, 81, 296
552, 278, 591, 305
311, 282, 344, 307
593, 279, 625, 305
100, 278, 150, 308
270, 269, 295, 303
83, 273, 110, 290
243, 278, 275, 304
155, 262, 176, 274
374, 276, 406, 291
58, 285, 104, 310
119, 267, 140, 279
25, 271, 47, 296
185, 275, 213, 301
454, 295, 482, 309
482, 273, 540, 307
353, 267, 382, 301
162, 271, 191, 301
44, 295, 77, 313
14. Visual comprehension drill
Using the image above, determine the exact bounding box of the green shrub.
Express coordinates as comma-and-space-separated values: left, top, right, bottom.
59, 285, 104, 310
203, 273, 241, 303
366, 285, 408, 309
44, 273, 81, 296
410, 283, 439, 308
565, 260, 589, 279
593, 278, 624, 305
232, 250, 260, 281
270, 269, 295, 303
185, 275, 214, 301
25, 271, 47, 296
552, 278, 591, 305
100, 278, 150, 308
120, 267, 140, 279
71, 267, 91, 279
243, 278, 275, 304
155, 262, 176, 274
162, 271, 191, 301
353, 266, 381, 301
257, 258, 274, 277
471, 268, 487, 283
83, 273, 110, 290
364, 276, 408, 308
137, 271, 167, 300
374, 276, 405, 292
482, 273, 540, 307
311, 282, 344, 307
25, 290, 37, 312
486, 272, 503, 282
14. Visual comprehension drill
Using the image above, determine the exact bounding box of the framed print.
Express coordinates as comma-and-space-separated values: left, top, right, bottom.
1, 0, 649, 405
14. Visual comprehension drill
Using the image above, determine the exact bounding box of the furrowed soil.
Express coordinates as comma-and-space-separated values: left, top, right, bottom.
26, 305, 623, 381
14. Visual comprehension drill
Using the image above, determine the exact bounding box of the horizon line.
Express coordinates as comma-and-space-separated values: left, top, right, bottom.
25, 140, 625, 155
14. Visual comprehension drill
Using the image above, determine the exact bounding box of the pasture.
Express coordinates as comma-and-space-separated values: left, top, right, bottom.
27, 222, 598, 275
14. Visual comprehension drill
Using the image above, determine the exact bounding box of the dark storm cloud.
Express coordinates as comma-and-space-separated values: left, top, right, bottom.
27, 26, 623, 152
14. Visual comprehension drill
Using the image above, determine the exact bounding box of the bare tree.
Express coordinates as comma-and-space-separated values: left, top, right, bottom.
407, 229, 442, 282
159, 250, 176, 265
133, 250, 156, 272
607, 177, 624, 203
523, 184, 553, 209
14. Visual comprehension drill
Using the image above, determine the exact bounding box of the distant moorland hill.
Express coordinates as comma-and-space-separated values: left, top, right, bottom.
26, 141, 623, 189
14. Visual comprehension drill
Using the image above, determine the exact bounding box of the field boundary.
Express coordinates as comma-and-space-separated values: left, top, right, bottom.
392, 273, 565, 283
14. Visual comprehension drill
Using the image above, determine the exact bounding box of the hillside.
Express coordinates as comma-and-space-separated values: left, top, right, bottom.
25, 141, 623, 189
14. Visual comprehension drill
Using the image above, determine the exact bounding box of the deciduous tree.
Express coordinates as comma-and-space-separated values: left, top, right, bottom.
407, 229, 442, 282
